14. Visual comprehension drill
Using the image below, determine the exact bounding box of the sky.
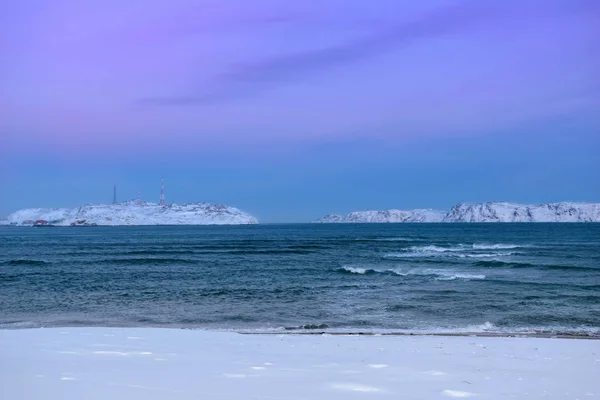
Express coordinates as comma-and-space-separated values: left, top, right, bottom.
1, 0, 599, 222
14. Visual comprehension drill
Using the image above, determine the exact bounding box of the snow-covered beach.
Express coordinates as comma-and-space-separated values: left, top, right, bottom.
1, 328, 598, 399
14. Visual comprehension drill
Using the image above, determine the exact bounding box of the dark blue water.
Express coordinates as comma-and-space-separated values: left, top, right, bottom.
1, 224, 599, 335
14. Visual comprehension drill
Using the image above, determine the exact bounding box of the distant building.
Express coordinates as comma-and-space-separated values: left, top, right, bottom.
34, 220, 49, 226
22, 220, 34, 225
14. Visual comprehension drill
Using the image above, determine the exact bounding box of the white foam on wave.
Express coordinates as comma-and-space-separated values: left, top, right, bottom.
386, 251, 512, 259
411, 245, 463, 253
339, 266, 485, 281
430, 321, 497, 334
340, 266, 369, 274
458, 252, 515, 258
435, 273, 486, 281
386, 244, 516, 259
472, 243, 522, 250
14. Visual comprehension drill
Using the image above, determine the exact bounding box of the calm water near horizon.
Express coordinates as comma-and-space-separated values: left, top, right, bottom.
1, 224, 598, 336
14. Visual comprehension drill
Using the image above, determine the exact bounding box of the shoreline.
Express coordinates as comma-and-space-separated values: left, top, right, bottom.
3, 325, 599, 340
240, 330, 600, 340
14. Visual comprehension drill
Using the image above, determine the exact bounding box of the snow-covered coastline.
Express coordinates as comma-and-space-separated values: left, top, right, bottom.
5, 201, 258, 226
319, 209, 446, 223
0, 327, 598, 400
443, 202, 600, 222
317, 202, 600, 223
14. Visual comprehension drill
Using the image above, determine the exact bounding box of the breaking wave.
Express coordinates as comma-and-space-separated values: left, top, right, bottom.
409, 245, 463, 253
385, 247, 515, 259
337, 266, 485, 281
435, 273, 486, 281
472, 243, 522, 250
340, 266, 372, 274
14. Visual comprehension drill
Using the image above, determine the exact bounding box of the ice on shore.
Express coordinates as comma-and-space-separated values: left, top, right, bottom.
0, 328, 598, 399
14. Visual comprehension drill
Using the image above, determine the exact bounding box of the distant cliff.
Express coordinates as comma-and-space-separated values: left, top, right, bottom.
443, 202, 600, 223
317, 202, 600, 223
317, 209, 446, 223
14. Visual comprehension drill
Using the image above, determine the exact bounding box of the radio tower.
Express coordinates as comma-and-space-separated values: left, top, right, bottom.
113, 185, 117, 204
159, 177, 166, 206
137, 189, 141, 205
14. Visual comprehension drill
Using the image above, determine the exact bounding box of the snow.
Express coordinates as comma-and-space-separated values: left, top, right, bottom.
317, 209, 446, 223
318, 202, 600, 223
6, 201, 258, 226
443, 202, 600, 223
0, 328, 598, 399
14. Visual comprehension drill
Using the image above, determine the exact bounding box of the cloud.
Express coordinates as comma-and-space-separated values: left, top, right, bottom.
139, 0, 597, 106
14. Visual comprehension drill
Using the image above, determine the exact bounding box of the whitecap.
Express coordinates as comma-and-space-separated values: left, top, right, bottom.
458, 252, 515, 258
435, 273, 486, 281
339, 266, 369, 274
472, 243, 521, 250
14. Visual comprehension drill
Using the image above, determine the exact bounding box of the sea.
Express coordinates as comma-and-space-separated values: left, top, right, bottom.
1, 224, 599, 336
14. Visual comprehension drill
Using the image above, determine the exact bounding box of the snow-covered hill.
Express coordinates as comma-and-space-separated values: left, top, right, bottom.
316, 209, 446, 223
7, 201, 258, 226
443, 202, 600, 223
317, 202, 600, 223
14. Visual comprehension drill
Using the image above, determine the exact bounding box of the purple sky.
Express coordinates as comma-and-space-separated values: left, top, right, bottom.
1, 0, 599, 220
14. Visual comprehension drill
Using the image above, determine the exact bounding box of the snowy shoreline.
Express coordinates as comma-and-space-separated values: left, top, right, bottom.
1, 327, 598, 399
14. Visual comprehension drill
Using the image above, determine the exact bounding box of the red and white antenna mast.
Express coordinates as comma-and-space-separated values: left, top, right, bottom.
137, 188, 141, 205
160, 176, 165, 206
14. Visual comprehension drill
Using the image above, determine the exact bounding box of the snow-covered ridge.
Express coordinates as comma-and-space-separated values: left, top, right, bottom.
443, 202, 600, 223
7, 201, 258, 226
317, 202, 600, 223
317, 209, 446, 223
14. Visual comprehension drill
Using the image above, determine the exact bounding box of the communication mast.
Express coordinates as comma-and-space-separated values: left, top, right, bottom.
160, 177, 165, 206
137, 189, 141, 205
113, 185, 117, 204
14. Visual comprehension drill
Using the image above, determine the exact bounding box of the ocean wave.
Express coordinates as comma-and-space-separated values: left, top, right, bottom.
0, 259, 50, 266
337, 266, 485, 281
472, 243, 522, 250
474, 260, 597, 271
339, 266, 371, 274
383, 244, 525, 259
373, 321, 599, 337
120, 250, 197, 256
385, 249, 514, 259
223, 249, 314, 255
458, 252, 515, 258
410, 245, 463, 253
97, 258, 197, 265
370, 237, 415, 242
356, 236, 425, 242
446, 321, 497, 332
415, 322, 598, 337
434, 273, 486, 281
